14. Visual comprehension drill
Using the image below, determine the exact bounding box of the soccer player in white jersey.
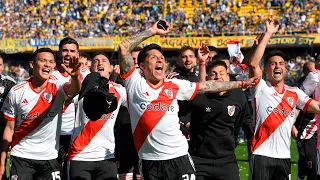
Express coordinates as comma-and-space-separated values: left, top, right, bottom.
68, 52, 126, 180
51, 37, 90, 180
0, 48, 82, 180
246, 18, 320, 180
118, 20, 258, 180
301, 60, 320, 178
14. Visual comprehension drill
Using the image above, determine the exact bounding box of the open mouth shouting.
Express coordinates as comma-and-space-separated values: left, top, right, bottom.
155, 65, 164, 74
273, 69, 283, 79
97, 66, 104, 72
42, 68, 50, 75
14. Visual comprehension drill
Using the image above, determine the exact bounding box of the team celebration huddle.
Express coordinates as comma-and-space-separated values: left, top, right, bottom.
1, 13, 320, 180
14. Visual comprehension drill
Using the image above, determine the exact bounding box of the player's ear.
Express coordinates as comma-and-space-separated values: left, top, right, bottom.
29, 61, 33, 69
139, 62, 145, 71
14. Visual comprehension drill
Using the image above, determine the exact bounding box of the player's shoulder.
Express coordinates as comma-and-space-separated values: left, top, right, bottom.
109, 81, 125, 90
51, 69, 60, 77
284, 85, 298, 91
166, 72, 180, 79
1, 75, 16, 83
304, 71, 319, 81
11, 80, 29, 92
285, 85, 303, 95
109, 81, 123, 87
48, 74, 59, 82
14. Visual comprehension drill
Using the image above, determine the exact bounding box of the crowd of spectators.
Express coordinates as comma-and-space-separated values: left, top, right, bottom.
166, 0, 320, 37
0, 0, 164, 39
0, 0, 319, 39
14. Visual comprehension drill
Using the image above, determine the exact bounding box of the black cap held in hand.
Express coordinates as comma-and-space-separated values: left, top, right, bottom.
79, 72, 118, 121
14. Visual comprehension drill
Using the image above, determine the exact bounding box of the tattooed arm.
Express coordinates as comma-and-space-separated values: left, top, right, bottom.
198, 77, 259, 94
118, 20, 171, 76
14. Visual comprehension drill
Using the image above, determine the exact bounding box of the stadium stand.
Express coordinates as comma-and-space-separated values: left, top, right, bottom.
0, 0, 319, 39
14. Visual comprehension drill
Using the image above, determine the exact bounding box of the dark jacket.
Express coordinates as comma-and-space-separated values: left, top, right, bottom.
181, 89, 253, 159
0, 75, 16, 148
167, 66, 198, 82
0, 75, 15, 108
167, 66, 198, 138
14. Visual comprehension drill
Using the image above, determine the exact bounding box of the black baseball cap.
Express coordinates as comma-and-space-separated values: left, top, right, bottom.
78, 72, 118, 121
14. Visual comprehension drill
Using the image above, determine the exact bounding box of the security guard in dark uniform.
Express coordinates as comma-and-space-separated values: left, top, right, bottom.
180, 60, 253, 180
167, 46, 198, 138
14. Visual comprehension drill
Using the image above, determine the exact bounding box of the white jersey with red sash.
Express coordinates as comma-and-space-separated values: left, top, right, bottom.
301, 70, 320, 146
1, 76, 68, 160
250, 77, 311, 158
121, 68, 199, 160
52, 68, 90, 135
68, 81, 127, 161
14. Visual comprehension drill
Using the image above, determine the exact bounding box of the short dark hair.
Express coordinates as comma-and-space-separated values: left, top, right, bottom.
132, 46, 143, 52
32, 48, 55, 62
59, 37, 79, 50
208, 46, 218, 53
79, 52, 90, 59
303, 61, 316, 76
92, 52, 109, 59
212, 53, 230, 62
264, 50, 287, 66
177, 46, 195, 57
207, 60, 228, 72
138, 44, 163, 65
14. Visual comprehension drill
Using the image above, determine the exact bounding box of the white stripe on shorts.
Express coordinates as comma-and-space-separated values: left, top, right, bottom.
317, 150, 320, 175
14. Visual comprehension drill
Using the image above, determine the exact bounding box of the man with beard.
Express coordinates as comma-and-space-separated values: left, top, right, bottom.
167, 46, 198, 139
52, 37, 90, 180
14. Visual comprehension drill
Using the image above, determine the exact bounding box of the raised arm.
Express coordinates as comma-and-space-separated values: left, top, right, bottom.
118, 20, 171, 76
62, 56, 82, 96
197, 43, 210, 82
197, 76, 258, 94
247, 18, 279, 78
243, 34, 260, 66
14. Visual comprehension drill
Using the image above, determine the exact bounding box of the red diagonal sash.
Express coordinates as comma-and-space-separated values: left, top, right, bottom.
12, 83, 58, 148
251, 90, 298, 153
303, 122, 316, 139
133, 82, 179, 152
68, 86, 120, 160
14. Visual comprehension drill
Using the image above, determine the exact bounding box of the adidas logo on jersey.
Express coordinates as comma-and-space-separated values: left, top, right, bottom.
22, 98, 28, 104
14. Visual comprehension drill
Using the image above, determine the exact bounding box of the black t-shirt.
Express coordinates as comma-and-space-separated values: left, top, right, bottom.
182, 89, 253, 159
